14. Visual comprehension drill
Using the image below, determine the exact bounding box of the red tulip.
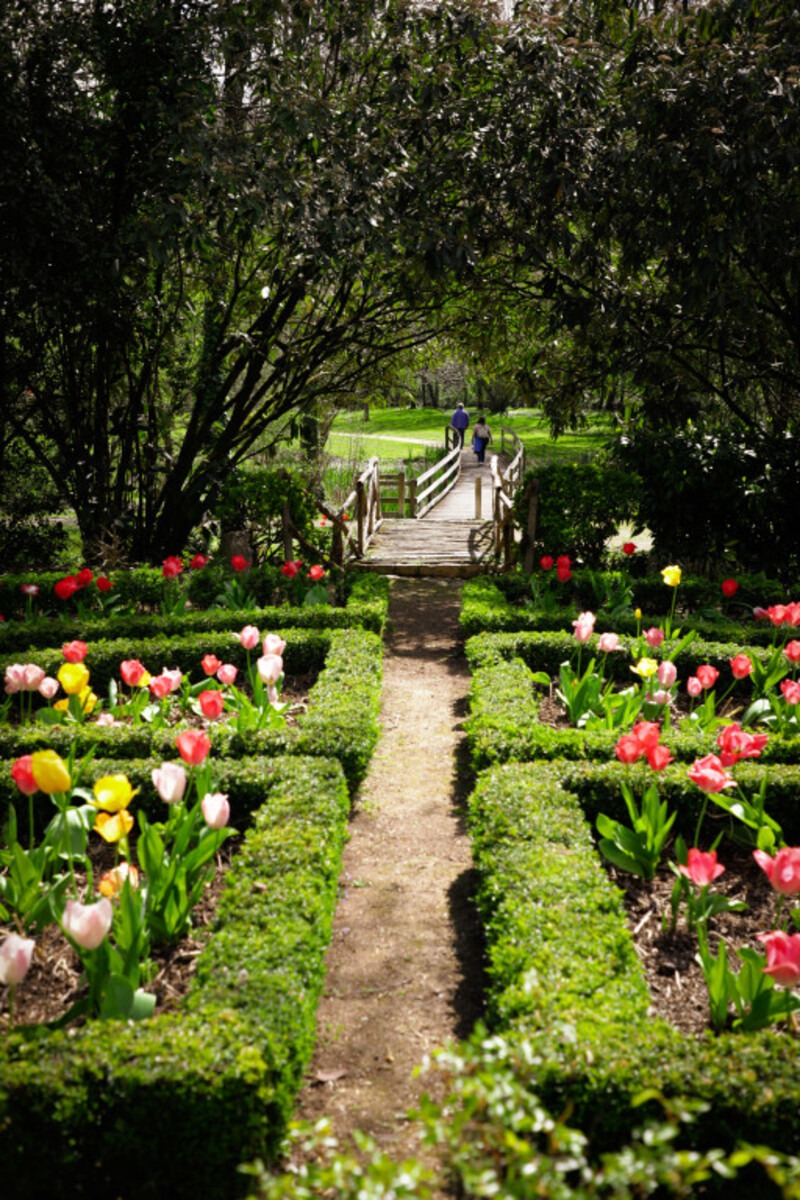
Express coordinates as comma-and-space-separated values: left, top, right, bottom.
54, 576, 80, 601
721, 578, 739, 597
678, 848, 725, 886
539, 555, 554, 571
556, 554, 571, 569
189, 553, 209, 569
162, 555, 183, 579
11, 755, 38, 796
148, 675, 172, 700
556, 565, 572, 583
201, 654, 222, 676
230, 554, 250, 572
76, 568, 93, 587
758, 930, 800, 988
280, 559, 301, 579
307, 564, 326, 582
646, 743, 673, 772
622, 542, 636, 556
781, 679, 800, 705
198, 689, 225, 720
614, 734, 641, 764
176, 729, 211, 765
96, 576, 113, 593
62, 640, 88, 664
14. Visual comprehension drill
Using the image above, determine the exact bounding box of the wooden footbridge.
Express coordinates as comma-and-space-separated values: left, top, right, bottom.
322, 427, 525, 577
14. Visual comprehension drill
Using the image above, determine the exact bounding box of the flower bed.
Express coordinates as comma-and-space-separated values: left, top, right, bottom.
0, 755, 350, 1200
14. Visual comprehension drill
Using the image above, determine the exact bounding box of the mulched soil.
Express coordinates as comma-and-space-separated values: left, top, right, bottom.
620, 845, 782, 1035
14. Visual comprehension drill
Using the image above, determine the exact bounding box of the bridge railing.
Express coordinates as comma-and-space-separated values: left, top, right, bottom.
317, 456, 382, 567
490, 427, 525, 568
412, 434, 462, 518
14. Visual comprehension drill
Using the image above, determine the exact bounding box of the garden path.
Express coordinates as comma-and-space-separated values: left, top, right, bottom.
293, 576, 485, 1175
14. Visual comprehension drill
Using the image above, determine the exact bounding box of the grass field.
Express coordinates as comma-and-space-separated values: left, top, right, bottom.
328, 407, 612, 467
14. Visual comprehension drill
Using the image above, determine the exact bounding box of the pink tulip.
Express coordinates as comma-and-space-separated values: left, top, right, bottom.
21, 663, 45, 691
696, 664, 719, 689
62, 897, 113, 951
615, 734, 641, 764
217, 663, 238, 686
678, 848, 725, 887
0, 933, 35, 985
149, 674, 173, 700
716, 722, 769, 766
201, 654, 222, 677
96, 712, 116, 726
729, 654, 753, 680
644, 627, 665, 648
4, 663, 25, 693
38, 676, 59, 700
657, 660, 677, 687
687, 754, 736, 794
758, 931, 800, 987
160, 667, 182, 693
151, 762, 188, 804
120, 659, 148, 687
257, 653, 283, 685
597, 632, 620, 653
236, 625, 260, 651
262, 633, 287, 657
753, 847, 800, 896
686, 676, 702, 697
198, 689, 225, 720
781, 679, 800, 705
650, 689, 671, 706
572, 611, 596, 644
201, 792, 230, 830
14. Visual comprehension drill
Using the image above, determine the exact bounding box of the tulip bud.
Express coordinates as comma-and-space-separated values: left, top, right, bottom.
62, 898, 113, 951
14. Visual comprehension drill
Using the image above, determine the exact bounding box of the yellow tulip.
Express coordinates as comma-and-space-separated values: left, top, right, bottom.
634, 608, 642, 620
631, 657, 659, 679
30, 749, 71, 794
94, 809, 134, 843
661, 565, 682, 588
57, 661, 90, 696
92, 774, 138, 813
78, 687, 98, 714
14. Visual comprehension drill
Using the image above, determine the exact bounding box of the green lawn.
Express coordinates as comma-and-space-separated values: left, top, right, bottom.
329, 407, 612, 467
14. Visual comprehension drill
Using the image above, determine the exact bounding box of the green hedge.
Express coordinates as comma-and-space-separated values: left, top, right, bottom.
0, 628, 383, 794
460, 576, 793, 644
467, 760, 800, 1154
0, 573, 388, 650
0, 755, 349, 1200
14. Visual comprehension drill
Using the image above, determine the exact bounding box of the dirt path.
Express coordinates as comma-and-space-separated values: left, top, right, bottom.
294, 576, 485, 1168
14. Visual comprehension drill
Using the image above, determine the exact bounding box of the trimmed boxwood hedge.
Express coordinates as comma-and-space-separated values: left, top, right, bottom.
468, 759, 800, 1154
0, 755, 350, 1200
0, 573, 388, 650
0, 628, 382, 793
460, 576, 794, 645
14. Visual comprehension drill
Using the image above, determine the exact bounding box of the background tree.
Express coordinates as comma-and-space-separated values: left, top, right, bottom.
0, 0, 506, 562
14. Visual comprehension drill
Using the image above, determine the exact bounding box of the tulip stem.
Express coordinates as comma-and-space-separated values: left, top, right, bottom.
693, 796, 709, 850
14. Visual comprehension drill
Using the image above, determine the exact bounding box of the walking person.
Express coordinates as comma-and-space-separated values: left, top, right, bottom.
450, 402, 470, 448
471, 414, 492, 464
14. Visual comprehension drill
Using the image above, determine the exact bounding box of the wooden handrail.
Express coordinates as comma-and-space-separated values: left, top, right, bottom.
413, 443, 462, 518
489, 427, 525, 569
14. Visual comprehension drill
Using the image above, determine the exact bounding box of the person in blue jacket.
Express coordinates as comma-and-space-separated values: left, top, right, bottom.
450, 402, 470, 447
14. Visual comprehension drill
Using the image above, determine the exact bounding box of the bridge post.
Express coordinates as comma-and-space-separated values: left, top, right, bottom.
357, 480, 366, 555
397, 472, 406, 517
474, 475, 482, 519
408, 478, 417, 518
